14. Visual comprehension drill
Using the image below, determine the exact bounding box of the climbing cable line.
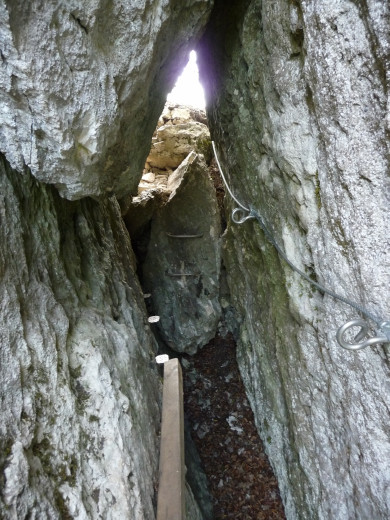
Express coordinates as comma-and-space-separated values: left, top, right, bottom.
212, 141, 390, 351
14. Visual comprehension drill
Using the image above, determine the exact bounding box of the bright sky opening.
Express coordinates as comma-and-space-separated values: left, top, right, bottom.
167, 50, 206, 109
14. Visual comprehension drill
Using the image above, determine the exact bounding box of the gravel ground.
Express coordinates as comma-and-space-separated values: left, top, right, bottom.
182, 333, 286, 520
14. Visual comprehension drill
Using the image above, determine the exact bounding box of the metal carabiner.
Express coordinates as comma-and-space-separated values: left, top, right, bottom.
232, 207, 255, 225
336, 319, 389, 351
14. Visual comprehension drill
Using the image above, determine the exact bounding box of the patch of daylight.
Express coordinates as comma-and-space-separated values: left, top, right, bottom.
167, 50, 206, 109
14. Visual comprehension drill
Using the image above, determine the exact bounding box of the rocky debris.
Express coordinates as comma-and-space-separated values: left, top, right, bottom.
146, 121, 211, 171
0, 1, 212, 199
199, 1, 390, 518
138, 103, 212, 195
182, 333, 286, 519
160, 104, 208, 127
142, 152, 221, 354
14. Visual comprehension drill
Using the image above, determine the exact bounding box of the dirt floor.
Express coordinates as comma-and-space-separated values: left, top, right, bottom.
182, 333, 286, 520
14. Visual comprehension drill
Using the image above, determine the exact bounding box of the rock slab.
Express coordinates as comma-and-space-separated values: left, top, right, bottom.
143, 152, 221, 354
199, 0, 390, 518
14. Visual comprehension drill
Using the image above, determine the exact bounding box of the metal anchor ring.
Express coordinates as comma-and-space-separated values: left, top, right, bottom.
336, 319, 388, 351
232, 207, 254, 225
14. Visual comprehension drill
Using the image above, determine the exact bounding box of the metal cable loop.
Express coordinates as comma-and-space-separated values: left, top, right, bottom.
212, 141, 389, 350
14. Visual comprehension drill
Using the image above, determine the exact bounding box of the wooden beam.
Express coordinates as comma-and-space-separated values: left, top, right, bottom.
157, 358, 185, 520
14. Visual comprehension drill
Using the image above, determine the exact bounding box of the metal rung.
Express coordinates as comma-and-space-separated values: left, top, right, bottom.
166, 232, 203, 239
166, 270, 200, 277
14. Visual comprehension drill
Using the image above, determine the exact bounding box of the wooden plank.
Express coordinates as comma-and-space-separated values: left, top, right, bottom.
156, 358, 185, 520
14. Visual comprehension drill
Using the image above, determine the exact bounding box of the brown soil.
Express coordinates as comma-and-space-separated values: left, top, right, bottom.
182, 333, 286, 520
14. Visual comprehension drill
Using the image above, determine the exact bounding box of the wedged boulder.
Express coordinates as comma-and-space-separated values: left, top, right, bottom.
143, 152, 221, 354
133, 103, 211, 196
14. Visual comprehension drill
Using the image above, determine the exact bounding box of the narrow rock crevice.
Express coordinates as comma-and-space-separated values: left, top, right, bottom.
124, 103, 286, 518
1, 3, 389, 517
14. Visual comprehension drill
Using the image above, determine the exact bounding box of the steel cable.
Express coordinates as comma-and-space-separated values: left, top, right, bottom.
212, 141, 389, 349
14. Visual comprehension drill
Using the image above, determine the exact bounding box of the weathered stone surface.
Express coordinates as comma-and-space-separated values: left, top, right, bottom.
199, 1, 390, 518
141, 103, 212, 190
147, 122, 212, 170
143, 152, 221, 354
3, 0, 389, 517
0, 0, 212, 199
0, 154, 162, 518
160, 104, 208, 127
184, 417, 214, 520
185, 483, 204, 520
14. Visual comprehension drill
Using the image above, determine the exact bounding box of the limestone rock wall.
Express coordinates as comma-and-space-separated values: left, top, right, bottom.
2, 0, 390, 517
0, 0, 212, 199
0, 155, 160, 518
0, 2, 214, 517
198, 1, 390, 518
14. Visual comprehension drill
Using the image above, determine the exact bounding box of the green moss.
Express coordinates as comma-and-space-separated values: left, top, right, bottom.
54, 488, 73, 520
58, 455, 78, 487
331, 218, 351, 257
314, 171, 322, 210
32, 436, 78, 489
69, 365, 82, 379
196, 136, 212, 163
1, 438, 14, 462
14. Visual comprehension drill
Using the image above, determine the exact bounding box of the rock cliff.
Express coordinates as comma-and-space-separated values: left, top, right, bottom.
1, 0, 390, 519
0, 155, 161, 518
198, 0, 390, 518
0, 0, 213, 518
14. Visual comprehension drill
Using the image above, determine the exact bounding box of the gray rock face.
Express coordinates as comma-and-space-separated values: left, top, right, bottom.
143, 152, 221, 354
2, 0, 389, 518
0, 0, 212, 199
0, 154, 161, 518
0, 3, 216, 514
199, 1, 390, 518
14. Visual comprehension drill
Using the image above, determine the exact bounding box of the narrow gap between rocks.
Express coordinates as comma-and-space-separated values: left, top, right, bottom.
181, 334, 285, 519
121, 66, 285, 517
